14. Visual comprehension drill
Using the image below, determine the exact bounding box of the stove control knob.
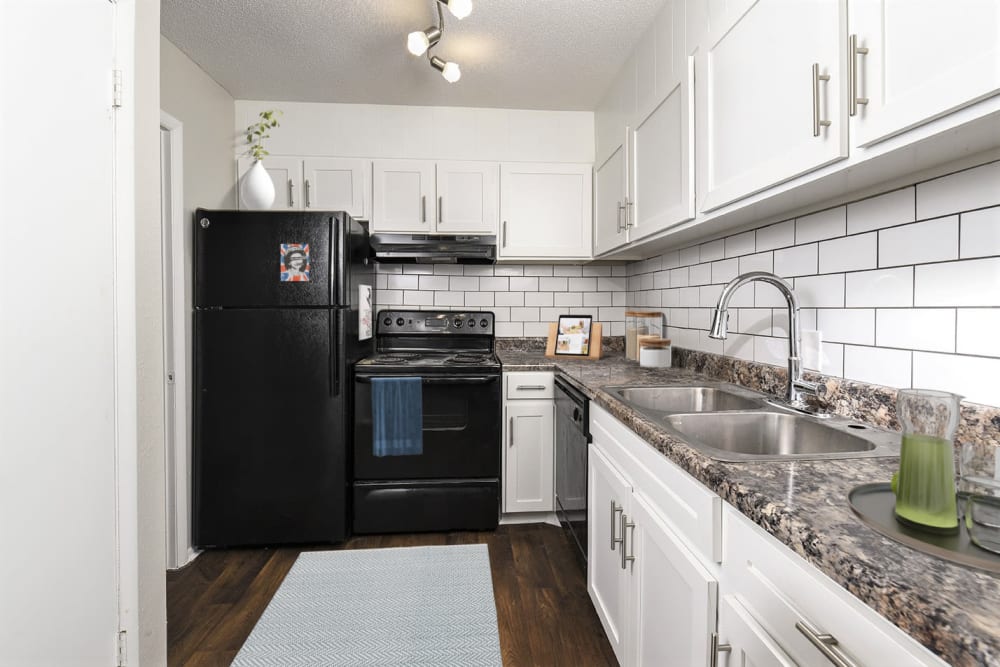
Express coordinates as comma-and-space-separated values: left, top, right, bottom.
453, 317, 464, 328
396, 317, 405, 327
383, 317, 392, 327
480, 319, 488, 328
468, 318, 476, 328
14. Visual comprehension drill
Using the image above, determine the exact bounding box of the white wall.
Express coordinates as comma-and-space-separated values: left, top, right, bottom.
627, 160, 1000, 407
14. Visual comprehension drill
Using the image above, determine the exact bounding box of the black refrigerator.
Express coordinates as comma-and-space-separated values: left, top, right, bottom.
192, 209, 374, 548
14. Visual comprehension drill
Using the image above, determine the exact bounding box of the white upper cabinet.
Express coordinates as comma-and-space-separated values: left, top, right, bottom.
237, 157, 302, 211
372, 159, 437, 232
701, 0, 848, 212
849, 0, 1000, 147
435, 161, 498, 234
499, 163, 593, 259
594, 140, 629, 255
303, 158, 368, 219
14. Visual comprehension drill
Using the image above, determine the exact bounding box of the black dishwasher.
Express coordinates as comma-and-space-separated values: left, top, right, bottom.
554, 375, 590, 563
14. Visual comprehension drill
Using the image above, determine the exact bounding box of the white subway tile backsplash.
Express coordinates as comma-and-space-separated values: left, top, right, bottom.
433, 265, 464, 275
755, 282, 787, 308
817, 309, 875, 345
403, 290, 434, 306
915, 258, 1000, 307
640, 273, 655, 290
794, 274, 845, 308
662, 289, 681, 308
670, 267, 690, 288
917, 160, 1000, 220
524, 322, 551, 337
435, 291, 465, 306
957, 309, 1000, 357
613, 292, 627, 306
493, 265, 524, 277
960, 206, 1000, 259
375, 274, 388, 289
463, 265, 494, 276
724, 334, 755, 361
402, 265, 434, 275
599, 307, 625, 322
583, 292, 612, 307
712, 258, 740, 284
756, 220, 795, 251
582, 265, 612, 277
843, 345, 912, 388
419, 275, 450, 291
465, 292, 494, 307
689, 308, 712, 330
670, 327, 699, 349
845, 267, 914, 307
495, 322, 523, 337
847, 187, 915, 235
525, 292, 554, 307
879, 217, 958, 267
819, 233, 877, 273
796, 207, 846, 244
524, 265, 554, 276
700, 285, 724, 308
539, 277, 568, 292
510, 277, 539, 292
913, 352, 1000, 406
613, 264, 628, 276
492, 307, 511, 321
510, 307, 539, 321
679, 246, 700, 266
552, 265, 583, 277
680, 287, 701, 307
480, 276, 509, 291
376, 264, 402, 274
553, 292, 583, 307
697, 331, 724, 354
816, 342, 844, 376
449, 276, 479, 291
689, 263, 712, 286
667, 308, 689, 328
568, 277, 597, 292
388, 274, 419, 290
654, 271, 670, 289
495, 291, 525, 307
725, 231, 756, 258
539, 307, 562, 322
876, 309, 955, 353
754, 336, 787, 366
700, 239, 726, 263
660, 251, 680, 270
726, 283, 755, 308
739, 252, 774, 275
774, 244, 818, 277
599, 277, 627, 291
379, 290, 403, 305
736, 308, 771, 335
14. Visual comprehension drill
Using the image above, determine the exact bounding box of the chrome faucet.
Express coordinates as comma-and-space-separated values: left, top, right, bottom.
709, 271, 821, 411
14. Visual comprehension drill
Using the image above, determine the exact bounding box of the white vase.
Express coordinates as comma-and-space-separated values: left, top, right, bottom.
240, 160, 275, 210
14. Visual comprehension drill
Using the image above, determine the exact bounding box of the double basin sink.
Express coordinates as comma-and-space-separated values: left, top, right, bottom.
604, 384, 899, 462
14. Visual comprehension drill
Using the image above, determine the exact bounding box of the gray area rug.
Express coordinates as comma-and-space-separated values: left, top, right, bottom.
232, 544, 503, 666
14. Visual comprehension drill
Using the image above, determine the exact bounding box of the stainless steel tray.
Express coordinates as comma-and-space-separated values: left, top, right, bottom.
848, 482, 1000, 574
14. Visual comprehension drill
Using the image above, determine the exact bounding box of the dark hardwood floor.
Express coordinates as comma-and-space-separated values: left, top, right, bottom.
167, 524, 617, 666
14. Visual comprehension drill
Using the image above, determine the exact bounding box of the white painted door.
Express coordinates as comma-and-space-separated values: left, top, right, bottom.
435, 161, 498, 234
238, 156, 302, 210
372, 159, 436, 232
629, 57, 695, 241
626, 491, 718, 667
716, 596, 797, 667
587, 445, 631, 665
702, 0, 848, 211
499, 163, 593, 259
850, 0, 1000, 146
303, 157, 369, 219
503, 401, 555, 513
593, 140, 628, 255
1, 1, 122, 663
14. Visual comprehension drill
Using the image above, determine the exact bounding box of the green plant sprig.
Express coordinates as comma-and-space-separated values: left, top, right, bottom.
246, 109, 282, 161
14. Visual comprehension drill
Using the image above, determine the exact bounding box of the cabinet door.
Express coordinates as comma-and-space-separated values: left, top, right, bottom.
503, 401, 554, 513
593, 139, 628, 256
436, 161, 498, 234
237, 157, 302, 211
499, 163, 593, 259
702, 0, 848, 212
629, 57, 695, 241
371, 159, 436, 232
851, 0, 1000, 147
626, 491, 718, 667
587, 444, 631, 665
303, 158, 368, 219
717, 596, 797, 667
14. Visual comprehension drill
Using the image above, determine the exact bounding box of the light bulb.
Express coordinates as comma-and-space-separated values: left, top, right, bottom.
441, 61, 461, 83
444, 0, 472, 19
407, 31, 430, 56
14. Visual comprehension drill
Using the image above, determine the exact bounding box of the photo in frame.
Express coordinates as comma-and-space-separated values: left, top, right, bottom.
555, 314, 593, 356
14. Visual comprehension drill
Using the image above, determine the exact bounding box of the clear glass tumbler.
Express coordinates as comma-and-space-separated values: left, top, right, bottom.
960, 442, 1000, 554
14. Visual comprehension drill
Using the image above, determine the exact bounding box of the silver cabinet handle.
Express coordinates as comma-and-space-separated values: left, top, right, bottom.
304, 179, 312, 208
610, 501, 623, 551
502, 221, 508, 248
848, 34, 870, 117
516, 385, 546, 391
812, 63, 832, 137
795, 621, 858, 667
508, 416, 514, 447
625, 197, 633, 229
288, 179, 295, 207
438, 196, 443, 224
616, 201, 625, 233
710, 633, 732, 667
621, 512, 636, 571
421, 195, 427, 223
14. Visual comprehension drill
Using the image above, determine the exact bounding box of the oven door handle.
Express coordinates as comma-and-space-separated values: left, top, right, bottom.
355, 376, 498, 385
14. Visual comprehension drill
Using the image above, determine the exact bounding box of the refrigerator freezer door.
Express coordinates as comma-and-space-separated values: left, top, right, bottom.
194, 209, 333, 307
193, 307, 347, 546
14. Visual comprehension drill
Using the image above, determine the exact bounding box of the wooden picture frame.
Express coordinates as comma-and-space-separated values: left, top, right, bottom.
553, 315, 593, 356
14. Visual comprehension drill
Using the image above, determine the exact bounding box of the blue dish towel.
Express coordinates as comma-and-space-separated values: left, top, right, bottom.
371, 377, 424, 457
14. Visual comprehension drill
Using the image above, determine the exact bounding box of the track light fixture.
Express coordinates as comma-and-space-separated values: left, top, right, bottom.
405, 0, 471, 83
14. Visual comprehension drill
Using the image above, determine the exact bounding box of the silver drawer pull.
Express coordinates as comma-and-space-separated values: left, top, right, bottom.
621, 513, 635, 571
795, 621, 858, 667
849, 34, 870, 117
288, 179, 295, 207
610, 501, 623, 551
508, 416, 514, 447
516, 385, 547, 391
812, 63, 832, 137
710, 633, 732, 667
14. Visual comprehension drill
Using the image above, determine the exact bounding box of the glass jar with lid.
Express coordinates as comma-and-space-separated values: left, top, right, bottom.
625, 311, 663, 360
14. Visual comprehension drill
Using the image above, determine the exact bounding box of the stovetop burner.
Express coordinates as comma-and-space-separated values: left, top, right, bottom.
364, 353, 420, 365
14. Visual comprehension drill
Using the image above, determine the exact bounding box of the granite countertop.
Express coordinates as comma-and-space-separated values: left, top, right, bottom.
498, 349, 1000, 667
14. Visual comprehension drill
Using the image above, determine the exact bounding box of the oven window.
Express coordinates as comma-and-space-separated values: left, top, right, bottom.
354, 376, 501, 480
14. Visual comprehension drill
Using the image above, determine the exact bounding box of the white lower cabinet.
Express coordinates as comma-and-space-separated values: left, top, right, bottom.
716, 595, 796, 667
502, 372, 554, 514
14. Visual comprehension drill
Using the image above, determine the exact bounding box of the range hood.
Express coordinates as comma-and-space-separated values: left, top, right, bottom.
370, 233, 497, 264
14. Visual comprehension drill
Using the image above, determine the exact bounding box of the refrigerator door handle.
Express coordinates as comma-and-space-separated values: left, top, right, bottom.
332, 215, 345, 306
330, 309, 341, 397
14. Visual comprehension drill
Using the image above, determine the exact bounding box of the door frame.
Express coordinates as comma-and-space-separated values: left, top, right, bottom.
159, 110, 193, 570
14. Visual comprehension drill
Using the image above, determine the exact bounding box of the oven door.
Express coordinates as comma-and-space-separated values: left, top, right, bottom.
354, 373, 501, 480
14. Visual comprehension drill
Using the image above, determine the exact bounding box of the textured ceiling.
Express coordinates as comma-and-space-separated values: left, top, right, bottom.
161, 0, 668, 110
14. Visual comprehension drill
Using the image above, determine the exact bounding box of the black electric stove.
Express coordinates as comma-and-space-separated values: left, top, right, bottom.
352, 310, 501, 534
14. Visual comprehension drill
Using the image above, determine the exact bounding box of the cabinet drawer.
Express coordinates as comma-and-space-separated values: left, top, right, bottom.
591, 404, 721, 564
722, 506, 948, 667
505, 372, 554, 399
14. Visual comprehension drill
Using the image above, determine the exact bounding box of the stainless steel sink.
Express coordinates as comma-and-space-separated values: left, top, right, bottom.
663, 411, 899, 462
606, 384, 764, 414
